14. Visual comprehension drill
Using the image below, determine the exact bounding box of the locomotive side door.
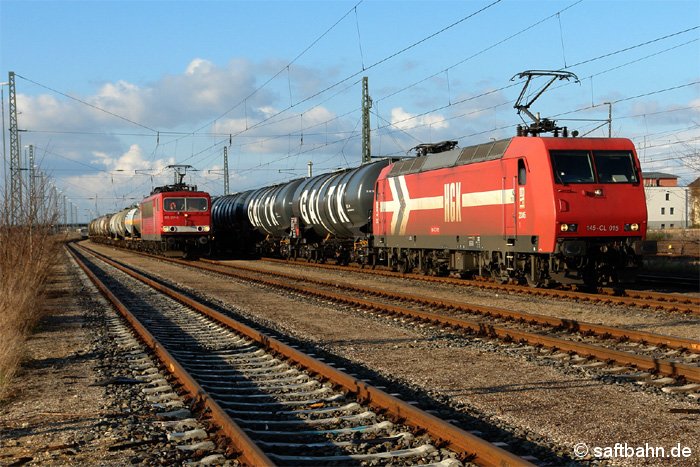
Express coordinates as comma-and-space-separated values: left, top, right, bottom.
501, 158, 518, 243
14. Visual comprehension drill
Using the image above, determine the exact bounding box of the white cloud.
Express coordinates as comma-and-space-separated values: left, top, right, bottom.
63, 144, 178, 215
390, 107, 449, 131
185, 58, 215, 75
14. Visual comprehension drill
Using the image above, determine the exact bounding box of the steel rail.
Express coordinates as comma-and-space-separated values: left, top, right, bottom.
72, 243, 533, 467
190, 256, 699, 382
219, 260, 699, 352
258, 258, 700, 315
67, 246, 273, 467
185, 257, 700, 352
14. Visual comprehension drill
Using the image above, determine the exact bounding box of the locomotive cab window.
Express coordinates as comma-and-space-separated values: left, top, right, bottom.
550, 150, 594, 184
592, 151, 638, 183
164, 198, 185, 211
518, 159, 526, 185
187, 198, 208, 211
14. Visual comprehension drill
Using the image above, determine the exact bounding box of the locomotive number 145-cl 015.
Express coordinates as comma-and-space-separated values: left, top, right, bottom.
372, 136, 646, 286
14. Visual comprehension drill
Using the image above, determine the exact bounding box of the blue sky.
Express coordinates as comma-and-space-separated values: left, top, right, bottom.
1, 0, 698, 221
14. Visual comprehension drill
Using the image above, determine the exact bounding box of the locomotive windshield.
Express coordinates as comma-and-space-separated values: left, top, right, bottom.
593, 151, 638, 183
550, 150, 638, 184
186, 198, 208, 211
164, 197, 208, 211
550, 151, 594, 184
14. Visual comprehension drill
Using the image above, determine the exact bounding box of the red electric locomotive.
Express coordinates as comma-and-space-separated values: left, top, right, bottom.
373, 136, 647, 286
139, 184, 212, 256
209, 71, 648, 287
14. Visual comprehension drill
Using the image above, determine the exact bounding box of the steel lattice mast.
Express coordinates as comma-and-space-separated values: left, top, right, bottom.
361, 76, 372, 165
223, 146, 230, 195
8, 71, 22, 224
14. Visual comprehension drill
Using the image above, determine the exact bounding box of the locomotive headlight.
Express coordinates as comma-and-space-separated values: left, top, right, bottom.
560, 223, 569, 232
169, 226, 177, 232
624, 223, 640, 231
559, 223, 578, 232
202, 226, 210, 232
594, 188, 603, 196
161, 226, 169, 232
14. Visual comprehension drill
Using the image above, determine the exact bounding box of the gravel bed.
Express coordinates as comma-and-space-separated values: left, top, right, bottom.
78, 247, 471, 466
83, 243, 700, 466
232, 259, 700, 340
0, 249, 231, 466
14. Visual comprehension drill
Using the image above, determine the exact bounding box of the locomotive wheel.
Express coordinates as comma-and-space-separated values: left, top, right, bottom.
525, 274, 543, 288
420, 256, 432, 276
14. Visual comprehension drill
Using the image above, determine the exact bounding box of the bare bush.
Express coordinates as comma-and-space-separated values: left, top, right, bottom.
0, 188, 63, 399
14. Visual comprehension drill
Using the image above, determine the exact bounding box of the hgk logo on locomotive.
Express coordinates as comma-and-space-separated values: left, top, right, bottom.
444, 182, 462, 222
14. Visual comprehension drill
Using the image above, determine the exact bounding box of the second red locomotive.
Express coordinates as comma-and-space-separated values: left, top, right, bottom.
89, 183, 211, 257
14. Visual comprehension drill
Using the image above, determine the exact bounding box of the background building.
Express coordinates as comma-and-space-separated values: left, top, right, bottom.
689, 178, 700, 228
643, 172, 689, 230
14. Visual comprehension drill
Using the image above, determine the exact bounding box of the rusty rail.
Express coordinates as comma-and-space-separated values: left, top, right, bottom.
67, 246, 273, 466
200, 260, 699, 353
258, 257, 700, 315
71, 243, 533, 467
189, 258, 700, 382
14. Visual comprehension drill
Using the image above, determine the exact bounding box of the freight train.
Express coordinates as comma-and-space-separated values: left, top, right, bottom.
211, 134, 647, 287
88, 183, 211, 257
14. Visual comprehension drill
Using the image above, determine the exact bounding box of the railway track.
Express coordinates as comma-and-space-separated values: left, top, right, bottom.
261, 258, 700, 315
69, 243, 533, 467
143, 254, 700, 385
204, 259, 699, 353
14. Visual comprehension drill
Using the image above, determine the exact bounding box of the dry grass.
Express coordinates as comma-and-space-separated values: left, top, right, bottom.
0, 199, 63, 400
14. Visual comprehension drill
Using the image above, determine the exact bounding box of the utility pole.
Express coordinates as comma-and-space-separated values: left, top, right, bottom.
604, 102, 612, 137
8, 71, 22, 224
1, 81, 8, 215
223, 146, 230, 195
28, 144, 35, 219
361, 76, 372, 165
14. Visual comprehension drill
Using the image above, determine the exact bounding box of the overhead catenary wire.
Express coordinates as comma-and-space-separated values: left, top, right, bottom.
183, 0, 504, 160
191, 0, 366, 135
18, 2, 699, 206
15, 74, 159, 133
189, 7, 693, 171
21, 0, 686, 167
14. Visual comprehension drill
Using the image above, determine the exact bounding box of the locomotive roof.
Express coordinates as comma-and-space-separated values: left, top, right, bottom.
150, 183, 200, 194
387, 138, 512, 177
